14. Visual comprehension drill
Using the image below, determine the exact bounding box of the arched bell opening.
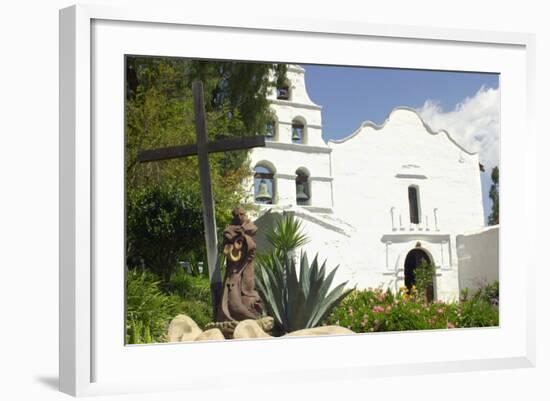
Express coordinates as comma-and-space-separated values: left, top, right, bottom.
291, 117, 307, 144
254, 163, 276, 204
295, 168, 311, 206
265, 118, 277, 141
276, 81, 291, 101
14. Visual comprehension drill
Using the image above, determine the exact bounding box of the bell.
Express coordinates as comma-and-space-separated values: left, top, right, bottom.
296, 183, 309, 202
292, 127, 302, 141
255, 179, 272, 202
266, 122, 275, 137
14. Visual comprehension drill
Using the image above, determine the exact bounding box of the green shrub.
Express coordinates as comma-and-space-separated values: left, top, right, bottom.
414, 260, 435, 302
326, 284, 498, 333
168, 267, 212, 299
168, 268, 213, 328
126, 185, 205, 283
471, 280, 499, 306
454, 297, 499, 328
126, 269, 180, 344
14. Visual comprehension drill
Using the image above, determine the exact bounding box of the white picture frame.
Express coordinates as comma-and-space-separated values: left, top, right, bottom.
59, 3, 536, 397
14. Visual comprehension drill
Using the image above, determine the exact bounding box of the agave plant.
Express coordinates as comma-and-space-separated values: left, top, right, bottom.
266, 214, 309, 256
256, 251, 353, 334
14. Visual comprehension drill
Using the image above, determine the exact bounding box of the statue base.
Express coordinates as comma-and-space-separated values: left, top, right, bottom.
205, 316, 274, 339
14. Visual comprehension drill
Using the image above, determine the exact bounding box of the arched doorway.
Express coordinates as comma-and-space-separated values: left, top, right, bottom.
404, 248, 435, 302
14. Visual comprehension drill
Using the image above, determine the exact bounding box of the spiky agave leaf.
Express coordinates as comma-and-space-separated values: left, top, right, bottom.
256, 250, 351, 334
266, 215, 310, 256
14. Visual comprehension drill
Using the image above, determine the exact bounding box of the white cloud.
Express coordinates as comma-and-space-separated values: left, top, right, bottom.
417, 86, 500, 169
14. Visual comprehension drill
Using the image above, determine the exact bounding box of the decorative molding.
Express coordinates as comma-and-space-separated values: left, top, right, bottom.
266, 141, 332, 154
277, 120, 323, 130
310, 176, 333, 182
328, 106, 477, 156
270, 99, 323, 110
380, 232, 451, 244
287, 64, 305, 73
395, 173, 428, 179
301, 206, 334, 214
273, 173, 333, 182
273, 173, 297, 180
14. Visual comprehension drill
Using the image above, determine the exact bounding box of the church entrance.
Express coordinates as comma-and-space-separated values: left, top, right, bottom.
404, 249, 435, 302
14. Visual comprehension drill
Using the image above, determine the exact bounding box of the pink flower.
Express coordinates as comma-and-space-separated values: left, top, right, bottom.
447, 322, 456, 329
348, 307, 354, 316
437, 308, 444, 314
372, 305, 385, 313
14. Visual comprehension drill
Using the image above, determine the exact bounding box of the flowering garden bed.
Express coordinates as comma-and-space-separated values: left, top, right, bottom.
325, 282, 499, 333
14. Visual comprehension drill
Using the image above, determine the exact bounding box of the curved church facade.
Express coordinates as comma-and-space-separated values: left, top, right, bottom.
246, 65, 488, 301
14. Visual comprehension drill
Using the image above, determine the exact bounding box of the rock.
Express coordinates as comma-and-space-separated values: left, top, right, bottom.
167, 314, 203, 342
233, 319, 273, 339
204, 320, 238, 339
257, 316, 275, 334
195, 328, 225, 341
285, 326, 355, 337
204, 316, 275, 339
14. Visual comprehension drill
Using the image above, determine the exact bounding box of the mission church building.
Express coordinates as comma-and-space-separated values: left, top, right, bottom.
246, 64, 493, 302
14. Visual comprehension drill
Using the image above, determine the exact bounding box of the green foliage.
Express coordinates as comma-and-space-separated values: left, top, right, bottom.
124, 57, 290, 343
488, 166, 499, 225
126, 269, 180, 344
126, 185, 205, 282
265, 214, 310, 257
256, 252, 353, 334
326, 283, 499, 333
255, 214, 351, 334
168, 269, 214, 329
125, 57, 287, 284
125, 57, 287, 185
126, 268, 216, 344
465, 280, 499, 306
413, 260, 435, 302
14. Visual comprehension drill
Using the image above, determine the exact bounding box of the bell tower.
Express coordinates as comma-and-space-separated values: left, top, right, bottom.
249, 65, 334, 212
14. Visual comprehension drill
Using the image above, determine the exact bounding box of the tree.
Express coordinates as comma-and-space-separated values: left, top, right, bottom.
414, 260, 436, 303
488, 166, 499, 225
126, 185, 205, 282
125, 57, 287, 281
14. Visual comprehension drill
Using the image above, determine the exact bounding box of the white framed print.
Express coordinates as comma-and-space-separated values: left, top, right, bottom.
59, 3, 536, 397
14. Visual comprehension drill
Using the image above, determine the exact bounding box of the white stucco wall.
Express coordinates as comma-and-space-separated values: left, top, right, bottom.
253, 207, 356, 290
246, 66, 490, 302
327, 108, 485, 300
457, 225, 499, 294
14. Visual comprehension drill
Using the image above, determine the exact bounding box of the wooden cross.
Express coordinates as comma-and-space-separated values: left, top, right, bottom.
137, 81, 266, 318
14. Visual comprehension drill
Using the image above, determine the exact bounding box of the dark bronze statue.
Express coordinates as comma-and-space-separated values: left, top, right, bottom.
216, 207, 263, 322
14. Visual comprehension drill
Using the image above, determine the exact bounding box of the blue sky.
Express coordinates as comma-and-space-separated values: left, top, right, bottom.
299, 64, 500, 224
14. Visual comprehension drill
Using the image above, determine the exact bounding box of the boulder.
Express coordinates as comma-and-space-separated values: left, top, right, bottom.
167, 314, 203, 342
204, 316, 275, 339
233, 319, 273, 339
285, 326, 355, 337
257, 316, 275, 334
195, 328, 225, 342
